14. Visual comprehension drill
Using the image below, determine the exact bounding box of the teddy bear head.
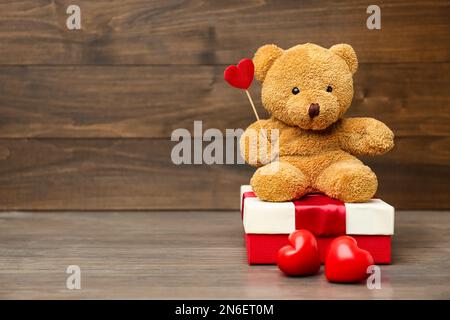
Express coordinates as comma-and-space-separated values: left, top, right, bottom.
253, 43, 358, 130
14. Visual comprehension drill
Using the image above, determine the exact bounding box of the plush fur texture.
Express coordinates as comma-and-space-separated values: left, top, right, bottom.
240, 43, 394, 202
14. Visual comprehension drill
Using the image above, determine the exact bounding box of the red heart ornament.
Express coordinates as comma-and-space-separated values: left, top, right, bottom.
325, 236, 375, 283
277, 230, 321, 276
224, 58, 254, 89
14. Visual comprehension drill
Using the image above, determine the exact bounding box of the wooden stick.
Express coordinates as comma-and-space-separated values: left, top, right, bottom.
245, 90, 261, 123
245, 90, 267, 140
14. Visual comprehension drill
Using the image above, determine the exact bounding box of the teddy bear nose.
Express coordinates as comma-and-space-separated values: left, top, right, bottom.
308, 103, 320, 118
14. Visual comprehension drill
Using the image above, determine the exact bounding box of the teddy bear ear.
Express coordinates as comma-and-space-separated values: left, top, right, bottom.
329, 44, 358, 74
253, 44, 284, 82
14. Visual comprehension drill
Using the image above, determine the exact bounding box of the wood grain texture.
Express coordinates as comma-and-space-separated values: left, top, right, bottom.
0, 138, 448, 210
0, 63, 448, 138
0, 139, 253, 210
0, 1, 448, 210
0, 0, 448, 65
0, 210, 448, 299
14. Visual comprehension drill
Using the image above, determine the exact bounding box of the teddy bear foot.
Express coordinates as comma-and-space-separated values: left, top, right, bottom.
251, 162, 309, 202
315, 161, 378, 202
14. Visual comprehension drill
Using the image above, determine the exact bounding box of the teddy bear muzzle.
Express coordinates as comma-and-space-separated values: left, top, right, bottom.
308, 103, 320, 118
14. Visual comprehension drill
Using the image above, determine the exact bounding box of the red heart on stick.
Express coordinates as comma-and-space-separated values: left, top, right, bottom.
277, 230, 321, 276
325, 236, 374, 283
224, 58, 254, 89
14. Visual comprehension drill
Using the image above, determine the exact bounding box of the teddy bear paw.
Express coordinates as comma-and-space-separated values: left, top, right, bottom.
316, 161, 378, 203
251, 162, 309, 202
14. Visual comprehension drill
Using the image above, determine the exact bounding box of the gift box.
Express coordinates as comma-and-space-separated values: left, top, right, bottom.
240, 185, 395, 265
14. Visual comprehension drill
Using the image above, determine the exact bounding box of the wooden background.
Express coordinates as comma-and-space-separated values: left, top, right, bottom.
0, 0, 448, 210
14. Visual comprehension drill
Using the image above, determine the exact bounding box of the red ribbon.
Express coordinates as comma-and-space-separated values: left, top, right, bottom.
242, 192, 346, 236
293, 194, 346, 236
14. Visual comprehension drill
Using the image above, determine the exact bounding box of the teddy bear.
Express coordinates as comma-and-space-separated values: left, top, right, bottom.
240, 43, 394, 203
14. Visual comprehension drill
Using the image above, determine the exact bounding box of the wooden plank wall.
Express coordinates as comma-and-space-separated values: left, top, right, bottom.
0, 0, 448, 210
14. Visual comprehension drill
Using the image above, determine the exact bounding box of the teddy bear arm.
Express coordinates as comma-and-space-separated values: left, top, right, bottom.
337, 118, 394, 156
239, 119, 279, 166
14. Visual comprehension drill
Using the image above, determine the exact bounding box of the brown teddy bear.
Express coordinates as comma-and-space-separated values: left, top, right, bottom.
240, 43, 394, 202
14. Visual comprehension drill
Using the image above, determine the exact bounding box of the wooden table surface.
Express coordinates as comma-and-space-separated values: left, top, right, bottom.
0, 210, 448, 299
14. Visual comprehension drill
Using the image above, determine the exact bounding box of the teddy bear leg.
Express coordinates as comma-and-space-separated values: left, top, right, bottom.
251, 161, 310, 202
314, 160, 378, 202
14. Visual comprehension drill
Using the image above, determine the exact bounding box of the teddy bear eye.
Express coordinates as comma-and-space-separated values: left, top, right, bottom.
292, 87, 300, 95
326, 86, 333, 92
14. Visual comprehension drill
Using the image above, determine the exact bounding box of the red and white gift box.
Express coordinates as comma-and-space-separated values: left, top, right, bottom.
240, 185, 395, 265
